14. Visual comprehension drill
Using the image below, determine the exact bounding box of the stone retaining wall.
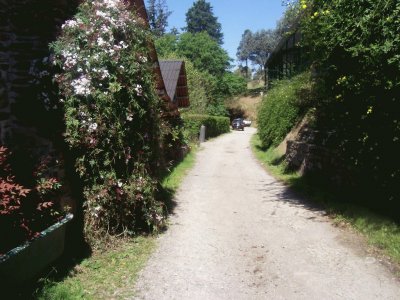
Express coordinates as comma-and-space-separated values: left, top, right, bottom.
285, 127, 351, 186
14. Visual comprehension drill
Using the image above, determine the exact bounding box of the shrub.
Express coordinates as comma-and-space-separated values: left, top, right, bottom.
257, 72, 311, 148
212, 72, 247, 100
176, 32, 230, 77
301, 0, 400, 212
206, 100, 229, 117
50, 0, 166, 241
183, 60, 212, 115
0, 147, 64, 254
181, 114, 230, 142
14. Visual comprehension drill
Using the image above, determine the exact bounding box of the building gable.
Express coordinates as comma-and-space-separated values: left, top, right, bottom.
159, 60, 190, 108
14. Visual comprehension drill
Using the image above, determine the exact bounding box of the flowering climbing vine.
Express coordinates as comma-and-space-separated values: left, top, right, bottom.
51, 0, 166, 240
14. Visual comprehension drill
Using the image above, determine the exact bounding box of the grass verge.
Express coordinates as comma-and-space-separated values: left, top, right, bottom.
36, 146, 199, 299
251, 133, 400, 266
38, 236, 155, 300
162, 146, 197, 192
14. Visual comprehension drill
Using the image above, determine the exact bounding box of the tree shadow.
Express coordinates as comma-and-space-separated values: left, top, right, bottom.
259, 167, 400, 227
257, 179, 327, 215
157, 183, 177, 218
155, 157, 188, 233
254, 143, 267, 152
227, 107, 246, 120
271, 155, 285, 166
3, 222, 92, 299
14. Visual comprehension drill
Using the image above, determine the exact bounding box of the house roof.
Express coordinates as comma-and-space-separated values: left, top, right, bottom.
159, 60, 184, 102
130, 0, 179, 116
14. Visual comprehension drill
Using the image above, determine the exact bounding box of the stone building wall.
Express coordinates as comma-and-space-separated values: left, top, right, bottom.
0, 0, 79, 145
0, 0, 81, 212
0, 0, 180, 210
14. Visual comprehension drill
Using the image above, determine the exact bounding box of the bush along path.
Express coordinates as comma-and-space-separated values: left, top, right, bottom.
35, 149, 198, 299
134, 128, 399, 300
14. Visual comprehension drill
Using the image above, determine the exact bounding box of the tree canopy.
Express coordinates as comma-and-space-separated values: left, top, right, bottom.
236, 29, 253, 78
184, 0, 223, 45
250, 29, 279, 69
177, 32, 230, 76
275, 1, 301, 39
146, 0, 172, 37
237, 29, 279, 86
154, 33, 178, 57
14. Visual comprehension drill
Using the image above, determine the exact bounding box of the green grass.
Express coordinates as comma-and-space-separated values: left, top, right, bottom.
251, 136, 298, 182
251, 134, 400, 266
36, 147, 199, 299
38, 236, 155, 300
334, 210, 400, 262
162, 146, 197, 192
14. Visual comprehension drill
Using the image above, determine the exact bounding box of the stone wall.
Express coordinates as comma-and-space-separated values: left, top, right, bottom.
285, 126, 352, 186
286, 140, 328, 174
0, 0, 79, 144
0, 0, 81, 212
0, 0, 179, 210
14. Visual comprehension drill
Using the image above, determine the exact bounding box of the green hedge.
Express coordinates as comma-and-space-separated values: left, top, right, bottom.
182, 114, 230, 142
301, 0, 400, 213
258, 72, 311, 148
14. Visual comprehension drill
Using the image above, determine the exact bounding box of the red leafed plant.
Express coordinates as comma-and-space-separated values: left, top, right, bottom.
0, 146, 64, 255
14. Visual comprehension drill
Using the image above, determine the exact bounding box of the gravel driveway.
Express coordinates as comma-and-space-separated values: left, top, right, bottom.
134, 128, 399, 300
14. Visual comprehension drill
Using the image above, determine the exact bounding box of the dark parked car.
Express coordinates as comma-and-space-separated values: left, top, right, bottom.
232, 118, 244, 131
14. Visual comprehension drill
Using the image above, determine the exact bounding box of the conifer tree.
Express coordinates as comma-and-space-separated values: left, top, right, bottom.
147, 0, 172, 37
185, 0, 223, 45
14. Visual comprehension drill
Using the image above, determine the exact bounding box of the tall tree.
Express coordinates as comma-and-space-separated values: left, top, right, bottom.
275, 1, 301, 39
154, 33, 178, 57
237, 29, 254, 79
177, 32, 230, 76
249, 29, 279, 88
184, 0, 223, 45
146, 0, 172, 37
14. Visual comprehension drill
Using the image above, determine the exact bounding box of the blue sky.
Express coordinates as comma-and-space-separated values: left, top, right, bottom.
165, 0, 287, 65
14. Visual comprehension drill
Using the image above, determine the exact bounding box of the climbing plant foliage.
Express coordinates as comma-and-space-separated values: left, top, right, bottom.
51, 0, 166, 239
301, 0, 400, 211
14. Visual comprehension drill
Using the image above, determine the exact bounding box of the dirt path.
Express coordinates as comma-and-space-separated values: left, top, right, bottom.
133, 128, 399, 300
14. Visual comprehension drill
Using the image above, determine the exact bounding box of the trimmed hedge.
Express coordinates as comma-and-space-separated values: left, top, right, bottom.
182, 114, 230, 142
